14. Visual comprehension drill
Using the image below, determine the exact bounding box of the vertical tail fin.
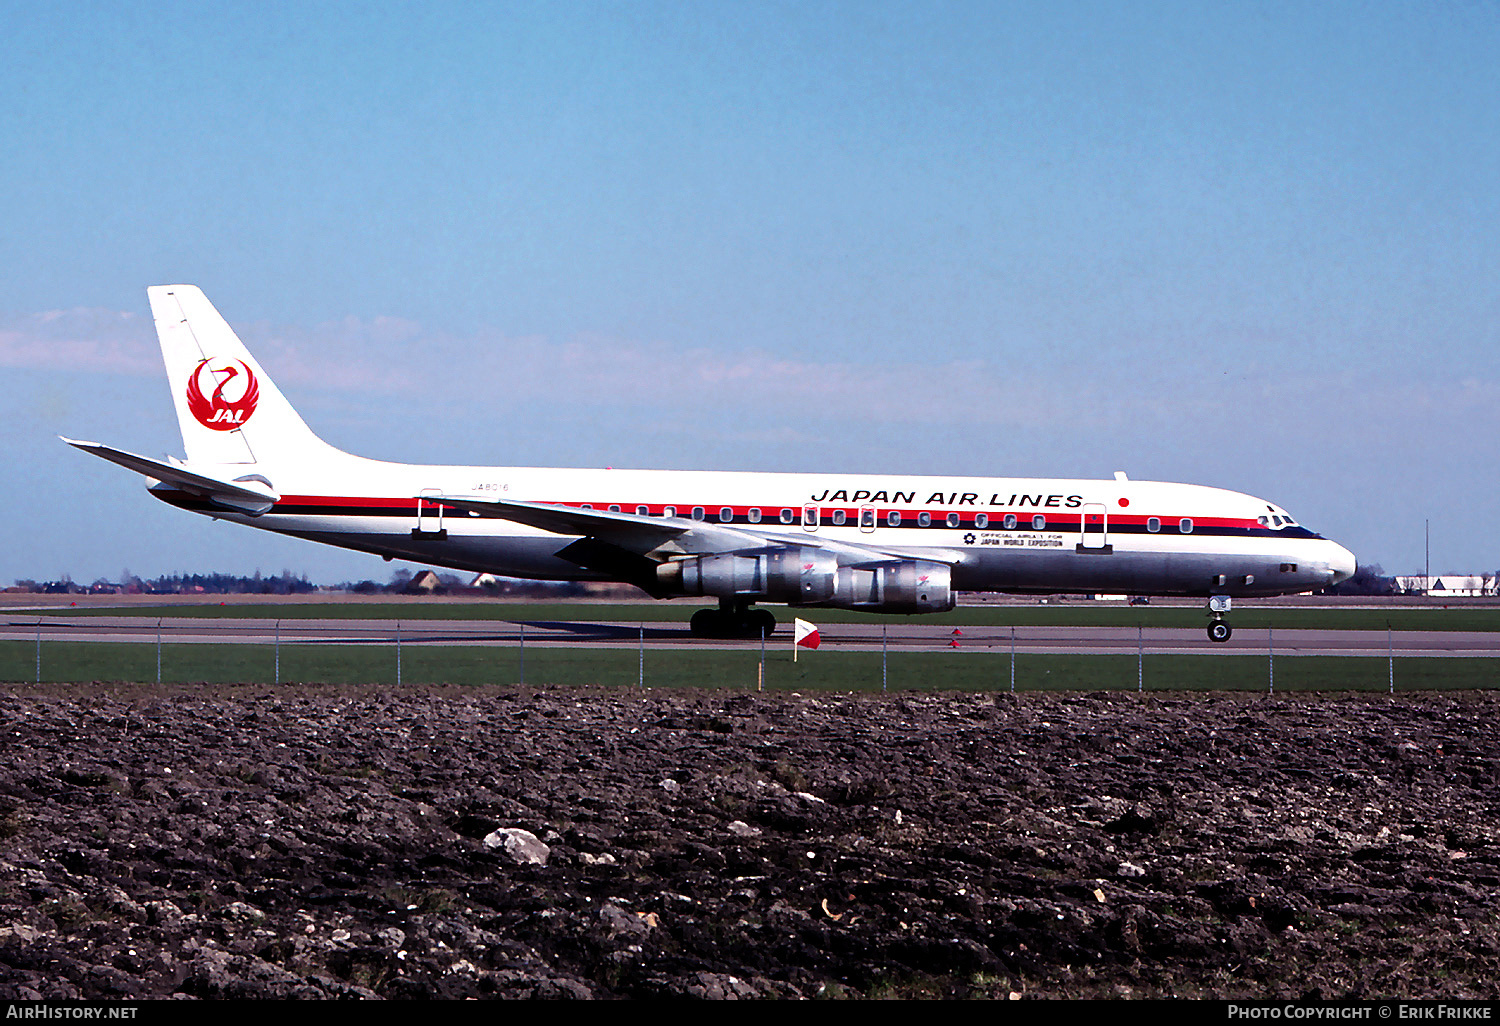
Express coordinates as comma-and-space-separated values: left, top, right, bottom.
149, 285, 344, 467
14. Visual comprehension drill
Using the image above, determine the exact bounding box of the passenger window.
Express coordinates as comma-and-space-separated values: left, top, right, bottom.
1003, 514, 1018, 530
636, 505, 649, 516
1179, 518, 1193, 534
1147, 517, 1160, 533
887, 510, 902, 526
748, 508, 762, 523
859, 507, 875, 529
945, 512, 960, 528
691, 506, 705, 521
802, 505, 819, 529
719, 507, 733, 522
1032, 515, 1046, 530
663, 506, 676, 518
830, 509, 846, 526
780, 508, 795, 525
580, 503, 593, 510
608, 504, 621, 513
918, 512, 931, 527
974, 513, 988, 529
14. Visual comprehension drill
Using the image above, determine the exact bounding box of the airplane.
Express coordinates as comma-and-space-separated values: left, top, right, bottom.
64, 285, 1356, 642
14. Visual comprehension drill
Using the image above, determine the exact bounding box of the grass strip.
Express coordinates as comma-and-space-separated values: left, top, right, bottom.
31, 602, 1500, 632
3, 641, 1496, 692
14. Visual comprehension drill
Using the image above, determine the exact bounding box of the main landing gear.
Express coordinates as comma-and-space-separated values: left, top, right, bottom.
1207, 595, 1233, 643
690, 599, 777, 639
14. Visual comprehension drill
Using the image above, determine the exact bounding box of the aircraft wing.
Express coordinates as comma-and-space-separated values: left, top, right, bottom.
438, 494, 964, 566
437, 495, 765, 556
62, 437, 279, 514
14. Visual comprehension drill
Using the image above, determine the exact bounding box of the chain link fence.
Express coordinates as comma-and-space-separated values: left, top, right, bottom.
5, 615, 1495, 692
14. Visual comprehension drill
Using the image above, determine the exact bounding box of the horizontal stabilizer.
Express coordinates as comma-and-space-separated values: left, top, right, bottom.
61, 437, 279, 514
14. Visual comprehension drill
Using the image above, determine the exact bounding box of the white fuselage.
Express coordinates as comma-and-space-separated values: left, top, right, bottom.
152, 455, 1356, 600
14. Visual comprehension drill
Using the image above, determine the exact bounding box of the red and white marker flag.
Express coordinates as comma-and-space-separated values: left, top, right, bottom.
793, 618, 820, 661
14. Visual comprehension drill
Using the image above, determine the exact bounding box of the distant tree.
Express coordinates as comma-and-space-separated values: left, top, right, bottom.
1326, 563, 1397, 596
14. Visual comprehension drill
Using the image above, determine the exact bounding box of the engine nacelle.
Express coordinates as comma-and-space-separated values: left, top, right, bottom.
658, 549, 953, 613
658, 547, 838, 604
831, 560, 954, 613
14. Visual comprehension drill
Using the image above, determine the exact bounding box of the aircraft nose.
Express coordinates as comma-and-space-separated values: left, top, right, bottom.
1326, 542, 1356, 585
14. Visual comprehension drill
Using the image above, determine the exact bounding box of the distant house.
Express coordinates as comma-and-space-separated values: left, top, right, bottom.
407, 570, 443, 593
1395, 575, 1497, 597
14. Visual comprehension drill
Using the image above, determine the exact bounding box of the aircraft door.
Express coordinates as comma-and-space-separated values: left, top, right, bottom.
1077, 502, 1111, 553
859, 505, 876, 533
413, 488, 448, 538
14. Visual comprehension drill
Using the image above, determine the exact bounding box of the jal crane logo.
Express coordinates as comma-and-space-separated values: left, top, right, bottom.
186, 358, 260, 431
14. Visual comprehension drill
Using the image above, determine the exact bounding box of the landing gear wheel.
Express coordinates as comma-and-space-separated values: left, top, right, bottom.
690, 608, 721, 637
691, 605, 775, 638
1207, 621, 1232, 643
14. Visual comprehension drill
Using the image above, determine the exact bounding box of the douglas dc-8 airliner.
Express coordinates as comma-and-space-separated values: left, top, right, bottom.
65, 286, 1355, 640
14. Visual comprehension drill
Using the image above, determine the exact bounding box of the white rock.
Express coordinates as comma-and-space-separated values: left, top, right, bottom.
483, 827, 551, 865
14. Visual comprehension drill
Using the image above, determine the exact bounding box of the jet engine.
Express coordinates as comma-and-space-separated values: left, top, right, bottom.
658, 548, 953, 613
659, 547, 838, 604
831, 560, 954, 613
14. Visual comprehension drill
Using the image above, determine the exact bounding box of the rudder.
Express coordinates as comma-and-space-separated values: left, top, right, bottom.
149, 285, 343, 467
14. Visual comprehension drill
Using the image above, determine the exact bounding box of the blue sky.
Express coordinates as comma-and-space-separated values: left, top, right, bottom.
2, 1, 1496, 584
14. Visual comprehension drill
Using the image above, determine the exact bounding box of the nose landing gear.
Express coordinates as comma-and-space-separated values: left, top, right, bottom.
1207, 595, 1233, 643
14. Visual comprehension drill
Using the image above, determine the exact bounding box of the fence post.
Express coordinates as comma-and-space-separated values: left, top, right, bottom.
274, 619, 280, 685
1010, 625, 1016, 694
881, 624, 887, 693
156, 618, 162, 685
640, 623, 645, 689
1137, 624, 1143, 693
519, 623, 525, 685
1268, 627, 1274, 694
35, 618, 41, 684
396, 620, 402, 687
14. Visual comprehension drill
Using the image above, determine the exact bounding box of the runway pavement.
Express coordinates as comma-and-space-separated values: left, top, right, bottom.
4, 614, 1498, 657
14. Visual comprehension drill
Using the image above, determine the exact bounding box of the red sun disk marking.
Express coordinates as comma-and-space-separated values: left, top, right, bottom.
186, 358, 260, 431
